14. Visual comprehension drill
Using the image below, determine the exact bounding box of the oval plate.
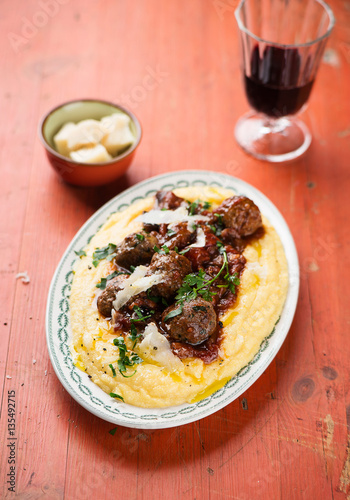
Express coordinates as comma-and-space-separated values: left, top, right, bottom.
46, 170, 299, 429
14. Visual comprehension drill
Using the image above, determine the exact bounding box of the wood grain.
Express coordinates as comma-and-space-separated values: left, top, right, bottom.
0, 0, 349, 498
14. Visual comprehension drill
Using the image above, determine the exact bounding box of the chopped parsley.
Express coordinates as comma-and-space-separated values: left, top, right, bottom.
92, 243, 117, 267
96, 270, 127, 290
163, 304, 183, 321
202, 201, 212, 210
129, 306, 155, 347
174, 268, 217, 305
109, 393, 124, 402
129, 323, 140, 347
161, 244, 170, 254
109, 363, 117, 377
214, 213, 223, 224
188, 199, 212, 216
136, 233, 145, 241
133, 306, 155, 322
154, 244, 170, 255
223, 272, 240, 294
113, 336, 143, 377
210, 213, 225, 236
168, 246, 240, 314
74, 249, 86, 258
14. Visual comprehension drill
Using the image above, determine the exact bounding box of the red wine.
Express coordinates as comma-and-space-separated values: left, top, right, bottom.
245, 45, 314, 117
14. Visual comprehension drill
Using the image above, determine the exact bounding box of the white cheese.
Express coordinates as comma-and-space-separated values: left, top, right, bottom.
139, 323, 183, 371
112, 266, 164, 311
137, 206, 209, 229
101, 125, 135, 156
67, 119, 108, 151
53, 122, 76, 156
100, 113, 130, 133
70, 144, 112, 164
53, 112, 134, 161
187, 227, 206, 248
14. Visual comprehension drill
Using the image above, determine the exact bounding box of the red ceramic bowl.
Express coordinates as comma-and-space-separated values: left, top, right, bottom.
39, 99, 142, 187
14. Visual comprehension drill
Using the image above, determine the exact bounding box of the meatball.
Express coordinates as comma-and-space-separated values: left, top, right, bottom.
114, 230, 158, 270
163, 222, 193, 251
216, 196, 262, 237
162, 298, 217, 345
155, 190, 186, 210
97, 274, 129, 317
148, 250, 192, 299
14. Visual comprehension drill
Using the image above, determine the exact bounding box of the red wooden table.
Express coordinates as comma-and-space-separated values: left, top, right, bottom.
1, 1, 349, 498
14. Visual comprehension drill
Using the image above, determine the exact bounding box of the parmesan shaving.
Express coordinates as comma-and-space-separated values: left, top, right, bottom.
137, 206, 209, 230
139, 323, 183, 371
188, 227, 206, 248
112, 266, 164, 311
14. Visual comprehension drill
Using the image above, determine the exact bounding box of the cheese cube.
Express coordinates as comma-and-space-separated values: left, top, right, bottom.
69, 144, 112, 163
53, 122, 77, 156
100, 113, 130, 133
101, 125, 135, 156
67, 119, 108, 152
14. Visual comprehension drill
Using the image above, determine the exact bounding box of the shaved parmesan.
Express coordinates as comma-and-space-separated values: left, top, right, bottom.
139, 323, 183, 371
137, 206, 209, 230
188, 227, 206, 248
112, 266, 164, 311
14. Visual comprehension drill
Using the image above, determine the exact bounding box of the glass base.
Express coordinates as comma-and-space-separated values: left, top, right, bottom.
234, 111, 311, 162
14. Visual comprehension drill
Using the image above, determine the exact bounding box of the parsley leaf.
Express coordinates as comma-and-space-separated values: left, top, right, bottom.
163, 304, 183, 321
203, 201, 211, 210
189, 201, 199, 216
96, 277, 107, 290
174, 251, 230, 306
109, 364, 117, 377
74, 249, 86, 258
110, 393, 124, 402
154, 244, 170, 255
188, 199, 212, 215
224, 272, 240, 294
113, 336, 143, 377
136, 233, 145, 241
92, 243, 117, 267
210, 213, 225, 237
96, 270, 127, 290
133, 306, 154, 322
129, 306, 155, 347
161, 244, 170, 254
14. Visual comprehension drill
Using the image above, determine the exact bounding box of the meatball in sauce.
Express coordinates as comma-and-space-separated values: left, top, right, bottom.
95, 191, 264, 364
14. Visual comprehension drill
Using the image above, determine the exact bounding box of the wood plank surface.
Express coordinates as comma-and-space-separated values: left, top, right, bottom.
0, 0, 349, 498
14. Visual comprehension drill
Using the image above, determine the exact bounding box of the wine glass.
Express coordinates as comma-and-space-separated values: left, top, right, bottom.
234, 0, 335, 162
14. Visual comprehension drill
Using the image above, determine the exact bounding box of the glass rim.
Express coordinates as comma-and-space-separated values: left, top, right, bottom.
235, 0, 335, 49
